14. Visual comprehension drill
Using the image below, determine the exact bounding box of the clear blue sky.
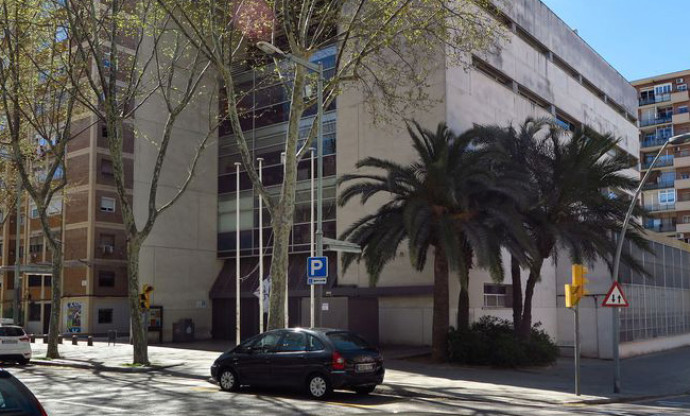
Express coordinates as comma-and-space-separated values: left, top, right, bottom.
540, 0, 690, 81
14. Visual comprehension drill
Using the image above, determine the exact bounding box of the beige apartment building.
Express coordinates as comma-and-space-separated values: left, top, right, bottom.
632, 70, 690, 243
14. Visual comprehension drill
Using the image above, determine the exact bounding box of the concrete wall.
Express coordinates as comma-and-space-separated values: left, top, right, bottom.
134, 42, 222, 342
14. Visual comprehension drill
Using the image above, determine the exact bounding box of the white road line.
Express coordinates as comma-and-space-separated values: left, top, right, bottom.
42, 399, 126, 412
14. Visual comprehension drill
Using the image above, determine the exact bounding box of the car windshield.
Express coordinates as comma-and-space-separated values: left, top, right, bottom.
326, 332, 371, 351
0, 328, 24, 337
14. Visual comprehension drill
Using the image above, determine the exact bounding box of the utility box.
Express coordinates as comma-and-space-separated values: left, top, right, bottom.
172, 319, 195, 342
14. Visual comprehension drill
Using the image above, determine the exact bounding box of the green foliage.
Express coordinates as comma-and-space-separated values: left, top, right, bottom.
448, 316, 558, 367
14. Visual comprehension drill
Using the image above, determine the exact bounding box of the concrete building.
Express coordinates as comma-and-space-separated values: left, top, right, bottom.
211, 0, 690, 359
632, 70, 690, 243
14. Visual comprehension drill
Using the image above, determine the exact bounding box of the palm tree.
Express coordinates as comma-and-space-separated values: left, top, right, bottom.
338, 122, 527, 361
485, 120, 647, 339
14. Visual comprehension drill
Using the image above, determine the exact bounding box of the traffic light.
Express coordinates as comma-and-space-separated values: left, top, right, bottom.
565, 264, 588, 308
139, 284, 154, 310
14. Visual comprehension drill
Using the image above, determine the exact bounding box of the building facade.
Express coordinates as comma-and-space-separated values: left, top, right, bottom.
632, 70, 690, 243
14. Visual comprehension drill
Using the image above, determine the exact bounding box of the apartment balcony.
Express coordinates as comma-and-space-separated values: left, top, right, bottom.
675, 199, 690, 211
675, 178, 690, 189
672, 90, 689, 103
673, 111, 690, 124
640, 115, 673, 127
643, 155, 674, 169
639, 93, 671, 106
674, 151, 690, 168
641, 136, 670, 148
676, 222, 690, 234
644, 221, 677, 233
643, 180, 675, 190
644, 202, 676, 212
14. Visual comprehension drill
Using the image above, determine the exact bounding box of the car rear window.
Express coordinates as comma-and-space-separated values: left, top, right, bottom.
326, 332, 371, 351
0, 375, 44, 416
0, 328, 24, 337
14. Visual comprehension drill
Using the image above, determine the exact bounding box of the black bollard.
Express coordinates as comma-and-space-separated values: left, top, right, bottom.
72, 335, 78, 345
30, 334, 35, 343
87, 336, 93, 346
58, 335, 63, 344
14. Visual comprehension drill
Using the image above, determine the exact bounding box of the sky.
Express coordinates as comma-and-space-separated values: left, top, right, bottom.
540, 0, 690, 81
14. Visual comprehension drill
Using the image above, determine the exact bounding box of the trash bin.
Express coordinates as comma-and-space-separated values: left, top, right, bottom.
172, 319, 195, 342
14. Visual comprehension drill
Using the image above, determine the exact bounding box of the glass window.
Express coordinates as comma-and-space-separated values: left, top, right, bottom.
28, 304, 41, 322
679, 84, 688, 92
308, 335, 325, 351
100, 197, 116, 213
28, 275, 42, 287
483, 284, 513, 308
255, 332, 281, 350
29, 203, 39, 219
659, 189, 676, 204
276, 332, 307, 352
101, 159, 114, 176
98, 309, 113, 324
98, 270, 115, 287
47, 196, 62, 216
0, 327, 25, 337
326, 332, 371, 351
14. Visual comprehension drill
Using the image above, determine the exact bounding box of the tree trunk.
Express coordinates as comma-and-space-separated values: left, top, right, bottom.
518, 257, 543, 340
456, 245, 473, 331
510, 255, 523, 335
127, 239, 148, 364
267, 202, 292, 329
431, 246, 449, 362
46, 243, 62, 359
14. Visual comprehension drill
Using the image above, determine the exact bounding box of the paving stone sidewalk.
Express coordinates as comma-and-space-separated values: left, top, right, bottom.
27, 340, 690, 406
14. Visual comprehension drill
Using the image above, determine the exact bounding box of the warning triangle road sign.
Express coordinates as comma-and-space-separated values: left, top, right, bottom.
602, 281, 629, 308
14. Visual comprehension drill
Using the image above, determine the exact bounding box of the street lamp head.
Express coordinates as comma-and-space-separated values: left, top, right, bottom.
256, 41, 286, 57
669, 133, 690, 145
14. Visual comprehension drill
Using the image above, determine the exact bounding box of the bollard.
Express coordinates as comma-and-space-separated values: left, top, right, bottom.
58, 335, 63, 344
30, 334, 35, 343
87, 336, 93, 346
72, 335, 78, 345
43, 335, 48, 344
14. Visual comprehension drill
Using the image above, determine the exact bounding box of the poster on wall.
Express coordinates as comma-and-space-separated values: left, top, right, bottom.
66, 302, 82, 333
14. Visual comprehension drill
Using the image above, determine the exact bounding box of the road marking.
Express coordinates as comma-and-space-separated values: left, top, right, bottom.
190, 386, 219, 393
42, 399, 125, 412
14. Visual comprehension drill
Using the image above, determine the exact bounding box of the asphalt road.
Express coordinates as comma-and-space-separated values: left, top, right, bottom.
7, 365, 690, 415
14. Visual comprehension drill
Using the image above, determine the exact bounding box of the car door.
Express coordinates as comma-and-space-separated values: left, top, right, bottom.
236, 332, 282, 386
270, 331, 309, 386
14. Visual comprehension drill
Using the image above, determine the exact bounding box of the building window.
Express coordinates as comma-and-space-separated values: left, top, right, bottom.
29, 203, 39, 219
98, 270, 115, 287
100, 197, 116, 213
98, 309, 113, 324
99, 234, 115, 254
28, 304, 40, 322
483, 284, 513, 308
29, 237, 42, 257
47, 196, 62, 216
659, 189, 676, 204
678, 84, 688, 92
678, 106, 689, 114
683, 216, 690, 224
28, 275, 42, 287
101, 159, 114, 176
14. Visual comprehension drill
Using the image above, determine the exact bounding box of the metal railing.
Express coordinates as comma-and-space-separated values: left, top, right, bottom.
641, 136, 670, 148
640, 115, 673, 127
642, 155, 674, 169
644, 202, 676, 212
639, 93, 671, 106
643, 180, 675, 190
644, 222, 677, 233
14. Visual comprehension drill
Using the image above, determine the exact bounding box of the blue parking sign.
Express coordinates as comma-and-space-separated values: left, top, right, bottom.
307, 257, 328, 278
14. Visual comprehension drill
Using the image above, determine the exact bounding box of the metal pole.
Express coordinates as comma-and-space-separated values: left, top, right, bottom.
235, 162, 241, 345
315, 63, 324, 327
258, 158, 264, 333
14, 173, 21, 326
310, 148, 315, 328
574, 305, 580, 396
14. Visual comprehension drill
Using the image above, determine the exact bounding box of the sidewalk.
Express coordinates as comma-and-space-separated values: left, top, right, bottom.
27, 339, 690, 405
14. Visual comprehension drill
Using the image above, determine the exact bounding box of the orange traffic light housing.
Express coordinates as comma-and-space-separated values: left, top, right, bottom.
565, 264, 588, 308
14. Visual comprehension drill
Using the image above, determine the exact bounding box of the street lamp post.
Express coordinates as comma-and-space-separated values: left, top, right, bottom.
256, 41, 325, 327
611, 132, 690, 393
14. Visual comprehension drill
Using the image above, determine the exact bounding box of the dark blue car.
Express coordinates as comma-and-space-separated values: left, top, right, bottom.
211, 328, 384, 399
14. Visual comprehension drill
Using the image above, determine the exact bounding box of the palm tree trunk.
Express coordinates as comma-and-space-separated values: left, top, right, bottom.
510, 255, 522, 335
431, 246, 449, 362
518, 257, 543, 340
456, 245, 473, 331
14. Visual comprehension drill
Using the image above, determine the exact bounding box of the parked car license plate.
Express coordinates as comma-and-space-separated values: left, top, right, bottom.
355, 363, 375, 373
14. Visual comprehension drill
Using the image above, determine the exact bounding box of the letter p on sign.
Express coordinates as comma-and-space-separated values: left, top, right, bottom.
308, 257, 328, 278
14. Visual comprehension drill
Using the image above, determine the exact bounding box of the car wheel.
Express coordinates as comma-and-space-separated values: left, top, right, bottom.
306, 373, 332, 399
219, 368, 239, 392
354, 385, 376, 395
17, 358, 29, 366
